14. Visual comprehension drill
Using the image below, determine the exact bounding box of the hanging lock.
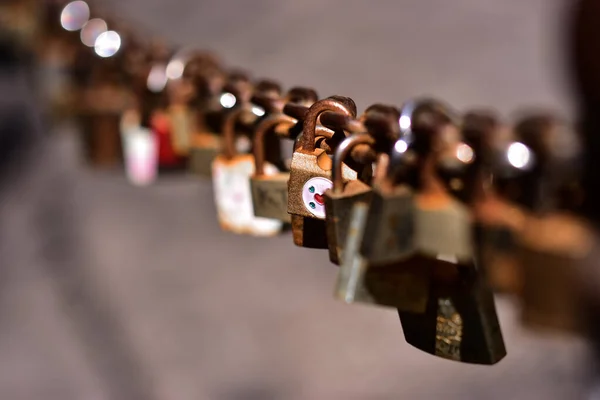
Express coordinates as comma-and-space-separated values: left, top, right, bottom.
286, 96, 360, 248
320, 107, 399, 265
211, 79, 283, 237
392, 99, 506, 365
188, 60, 227, 177
250, 88, 318, 223
510, 114, 590, 334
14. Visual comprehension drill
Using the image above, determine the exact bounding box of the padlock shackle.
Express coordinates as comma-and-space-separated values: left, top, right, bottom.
253, 113, 297, 176
222, 105, 251, 159
320, 111, 365, 134
300, 97, 357, 153
332, 133, 375, 193
283, 103, 309, 121
398, 98, 458, 150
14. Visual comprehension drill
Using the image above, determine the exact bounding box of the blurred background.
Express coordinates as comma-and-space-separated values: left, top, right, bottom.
0, 0, 590, 399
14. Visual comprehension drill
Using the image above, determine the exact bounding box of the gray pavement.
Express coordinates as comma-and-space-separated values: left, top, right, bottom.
1, 0, 594, 398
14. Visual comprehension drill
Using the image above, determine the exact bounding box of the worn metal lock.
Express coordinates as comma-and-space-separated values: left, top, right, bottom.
390, 98, 506, 364
510, 114, 589, 334
324, 133, 375, 264
286, 96, 359, 248
334, 153, 431, 312
211, 88, 283, 236
250, 113, 297, 222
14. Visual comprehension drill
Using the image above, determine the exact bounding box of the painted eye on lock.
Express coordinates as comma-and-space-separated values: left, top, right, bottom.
301, 177, 333, 219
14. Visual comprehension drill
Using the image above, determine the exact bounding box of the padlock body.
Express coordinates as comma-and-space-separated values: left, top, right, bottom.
413, 200, 473, 263
287, 149, 357, 248
169, 107, 194, 156
335, 202, 430, 312
189, 133, 221, 177
517, 214, 591, 334
212, 154, 283, 237
399, 261, 506, 365
325, 181, 372, 265
250, 173, 291, 222
360, 187, 416, 265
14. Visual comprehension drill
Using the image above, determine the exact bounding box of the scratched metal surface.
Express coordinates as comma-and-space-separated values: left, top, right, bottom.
1, 0, 593, 399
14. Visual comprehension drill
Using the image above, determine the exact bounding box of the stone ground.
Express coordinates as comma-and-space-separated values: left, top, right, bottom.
0, 0, 595, 398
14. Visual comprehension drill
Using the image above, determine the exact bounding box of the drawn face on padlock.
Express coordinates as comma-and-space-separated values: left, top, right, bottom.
211, 88, 283, 237
508, 113, 590, 334
286, 96, 359, 248
392, 99, 506, 365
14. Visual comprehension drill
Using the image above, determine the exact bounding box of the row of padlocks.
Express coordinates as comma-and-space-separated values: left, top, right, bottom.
7, 0, 600, 366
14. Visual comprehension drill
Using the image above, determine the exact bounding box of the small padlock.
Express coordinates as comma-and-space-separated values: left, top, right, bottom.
334, 151, 431, 312
510, 113, 590, 334
211, 83, 283, 237
250, 88, 318, 222
324, 132, 375, 264
392, 98, 506, 364
286, 96, 360, 248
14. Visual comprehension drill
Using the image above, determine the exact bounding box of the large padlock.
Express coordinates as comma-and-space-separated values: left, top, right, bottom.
324, 133, 375, 264
510, 114, 590, 334
286, 96, 359, 248
391, 98, 506, 364
211, 83, 283, 236
334, 152, 431, 313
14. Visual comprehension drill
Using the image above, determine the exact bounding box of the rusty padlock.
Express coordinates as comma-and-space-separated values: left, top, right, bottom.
250, 88, 318, 222
334, 150, 430, 312
393, 99, 506, 364
510, 113, 590, 334
211, 80, 283, 236
324, 132, 375, 264
286, 96, 360, 248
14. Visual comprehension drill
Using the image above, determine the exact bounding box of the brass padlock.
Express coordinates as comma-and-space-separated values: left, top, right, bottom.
392, 98, 506, 364
211, 85, 283, 236
509, 114, 590, 334
286, 96, 359, 248
324, 133, 375, 264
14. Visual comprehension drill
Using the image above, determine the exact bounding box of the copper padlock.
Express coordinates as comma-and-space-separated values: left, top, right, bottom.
393, 98, 506, 364
286, 96, 359, 248
510, 114, 590, 334
211, 83, 283, 237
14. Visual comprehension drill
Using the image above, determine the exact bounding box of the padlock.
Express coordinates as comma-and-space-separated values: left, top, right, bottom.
509, 113, 590, 334
461, 111, 524, 293
334, 152, 431, 312
250, 88, 318, 222
188, 67, 226, 177
324, 132, 375, 264
211, 83, 283, 237
286, 96, 360, 248
391, 98, 506, 364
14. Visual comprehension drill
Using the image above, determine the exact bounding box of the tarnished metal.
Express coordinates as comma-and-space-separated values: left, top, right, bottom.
391, 98, 506, 364
286, 96, 359, 248
324, 130, 374, 265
